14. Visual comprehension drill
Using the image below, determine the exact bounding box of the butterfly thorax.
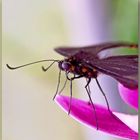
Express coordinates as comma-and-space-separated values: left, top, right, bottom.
58, 57, 98, 78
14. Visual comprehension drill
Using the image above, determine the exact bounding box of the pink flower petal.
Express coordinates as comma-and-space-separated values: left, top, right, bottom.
55, 95, 138, 140
118, 84, 138, 111
113, 112, 138, 133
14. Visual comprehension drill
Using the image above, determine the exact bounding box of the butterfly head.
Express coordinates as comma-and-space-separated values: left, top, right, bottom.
58, 59, 73, 72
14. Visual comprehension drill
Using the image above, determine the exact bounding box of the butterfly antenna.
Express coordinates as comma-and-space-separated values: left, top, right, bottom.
42, 61, 56, 72
53, 69, 61, 100
6, 59, 59, 70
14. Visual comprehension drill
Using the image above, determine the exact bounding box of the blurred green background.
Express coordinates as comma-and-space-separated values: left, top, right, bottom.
3, 0, 138, 140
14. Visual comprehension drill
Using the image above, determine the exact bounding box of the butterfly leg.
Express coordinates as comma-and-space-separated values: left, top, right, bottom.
95, 78, 111, 112
58, 77, 68, 95
66, 74, 83, 115
95, 78, 118, 121
85, 78, 99, 130
53, 69, 61, 100
85, 78, 92, 105
86, 78, 91, 95
57, 71, 82, 95
68, 78, 73, 115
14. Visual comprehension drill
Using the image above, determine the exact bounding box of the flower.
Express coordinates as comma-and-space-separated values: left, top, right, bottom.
55, 84, 138, 140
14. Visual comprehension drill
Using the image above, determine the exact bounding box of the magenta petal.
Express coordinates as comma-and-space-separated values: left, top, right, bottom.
118, 84, 138, 111
55, 95, 138, 140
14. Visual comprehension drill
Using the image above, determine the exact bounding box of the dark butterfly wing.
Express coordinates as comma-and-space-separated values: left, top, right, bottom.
55, 42, 138, 88
55, 42, 137, 58
73, 51, 138, 89
90, 56, 138, 88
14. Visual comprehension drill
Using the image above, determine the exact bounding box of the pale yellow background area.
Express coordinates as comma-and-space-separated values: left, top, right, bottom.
3, 0, 85, 140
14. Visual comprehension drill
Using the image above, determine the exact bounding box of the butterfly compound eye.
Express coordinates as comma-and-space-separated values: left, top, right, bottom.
59, 61, 71, 71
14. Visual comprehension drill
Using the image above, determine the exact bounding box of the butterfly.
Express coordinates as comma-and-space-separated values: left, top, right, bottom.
7, 42, 138, 129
